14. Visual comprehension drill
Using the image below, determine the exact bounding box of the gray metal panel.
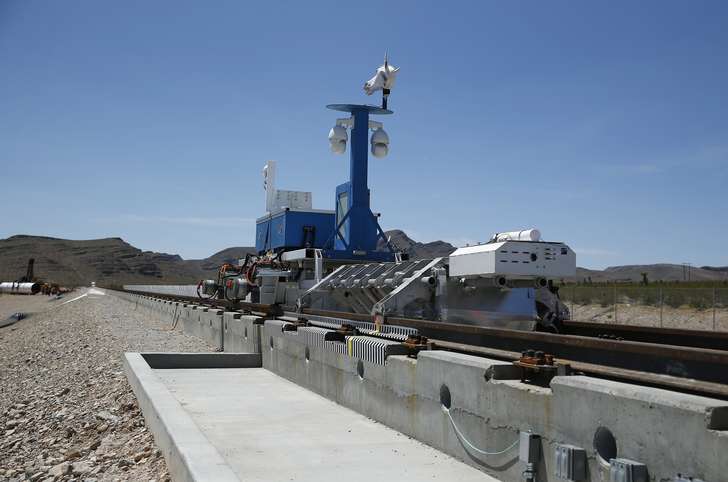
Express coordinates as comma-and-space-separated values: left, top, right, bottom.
124, 285, 199, 297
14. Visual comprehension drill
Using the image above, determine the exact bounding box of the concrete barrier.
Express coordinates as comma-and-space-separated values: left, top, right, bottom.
262, 319, 728, 482
108, 291, 260, 355
199, 309, 224, 350
223, 313, 263, 353
182, 305, 201, 338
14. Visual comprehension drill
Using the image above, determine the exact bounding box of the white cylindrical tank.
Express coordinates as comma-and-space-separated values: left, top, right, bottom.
492, 229, 542, 242
0, 282, 41, 295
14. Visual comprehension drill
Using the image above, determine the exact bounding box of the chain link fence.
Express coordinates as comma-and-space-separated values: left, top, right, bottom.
560, 285, 728, 331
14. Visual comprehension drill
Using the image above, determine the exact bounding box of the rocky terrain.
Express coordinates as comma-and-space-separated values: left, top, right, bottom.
568, 302, 728, 331
0, 290, 215, 481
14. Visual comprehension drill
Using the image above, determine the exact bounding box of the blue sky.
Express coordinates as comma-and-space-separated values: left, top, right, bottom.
1, 1, 727, 269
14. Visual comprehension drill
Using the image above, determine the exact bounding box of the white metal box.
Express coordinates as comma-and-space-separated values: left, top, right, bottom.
448, 241, 576, 279
273, 190, 312, 210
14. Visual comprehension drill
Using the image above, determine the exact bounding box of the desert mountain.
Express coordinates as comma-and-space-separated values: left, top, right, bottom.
0, 235, 254, 286
576, 264, 728, 283
381, 229, 456, 259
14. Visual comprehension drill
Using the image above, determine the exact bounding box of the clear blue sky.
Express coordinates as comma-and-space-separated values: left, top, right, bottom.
1, 1, 727, 269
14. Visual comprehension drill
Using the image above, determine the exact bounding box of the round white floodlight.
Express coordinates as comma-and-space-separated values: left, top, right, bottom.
370, 127, 389, 158
329, 125, 348, 142
371, 143, 388, 158
370, 127, 389, 145
331, 139, 347, 154
329, 125, 348, 154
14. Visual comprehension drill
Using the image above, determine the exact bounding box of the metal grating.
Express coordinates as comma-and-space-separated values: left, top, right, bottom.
298, 326, 333, 348
283, 312, 418, 341
344, 335, 409, 365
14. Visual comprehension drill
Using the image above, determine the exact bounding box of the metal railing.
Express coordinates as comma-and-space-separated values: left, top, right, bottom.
560, 285, 728, 331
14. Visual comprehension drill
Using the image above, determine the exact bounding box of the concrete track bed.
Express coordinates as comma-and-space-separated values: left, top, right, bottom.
113, 290, 728, 482
124, 351, 494, 482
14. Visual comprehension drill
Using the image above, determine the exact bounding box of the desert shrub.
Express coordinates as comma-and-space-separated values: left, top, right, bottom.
558, 283, 722, 311
663, 290, 685, 309
688, 297, 709, 311
638, 289, 660, 307
716, 289, 728, 309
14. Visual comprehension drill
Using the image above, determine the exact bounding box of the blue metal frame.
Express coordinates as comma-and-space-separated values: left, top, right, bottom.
256, 210, 336, 253
324, 104, 396, 261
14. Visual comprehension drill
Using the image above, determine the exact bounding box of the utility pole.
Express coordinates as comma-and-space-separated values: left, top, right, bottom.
682, 263, 692, 282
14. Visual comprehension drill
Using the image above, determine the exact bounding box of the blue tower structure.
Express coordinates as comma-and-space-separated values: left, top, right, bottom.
323, 104, 396, 262
253, 103, 397, 263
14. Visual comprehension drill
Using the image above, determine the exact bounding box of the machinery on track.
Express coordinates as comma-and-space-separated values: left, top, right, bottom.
196, 56, 576, 332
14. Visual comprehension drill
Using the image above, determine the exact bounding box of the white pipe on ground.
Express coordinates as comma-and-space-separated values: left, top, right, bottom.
0, 282, 41, 295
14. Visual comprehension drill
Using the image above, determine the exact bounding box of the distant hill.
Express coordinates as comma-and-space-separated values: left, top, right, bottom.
186, 247, 258, 272
1, 233, 726, 286
702, 266, 728, 273
0, 235, 254, 286
381, 229, 456, 259
575, 264, 728, 283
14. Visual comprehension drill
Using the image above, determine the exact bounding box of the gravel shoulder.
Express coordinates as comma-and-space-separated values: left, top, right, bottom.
0, 292, 74, 325
0, 290, 215, 482
569, 302, 728, 331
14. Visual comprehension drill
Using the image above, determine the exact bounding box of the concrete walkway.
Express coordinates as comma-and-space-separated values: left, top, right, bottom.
155, 367, 496, 482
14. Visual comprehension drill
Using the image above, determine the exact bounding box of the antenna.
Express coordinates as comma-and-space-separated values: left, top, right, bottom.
382, 52, 390, 109
262, 160, 277, 213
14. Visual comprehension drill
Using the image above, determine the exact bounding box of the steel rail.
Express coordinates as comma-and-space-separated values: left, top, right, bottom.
429, 339, 728, 400
124, 288, 728, 351
300, 308, 728, 388
376, 315, 728, 365
562, 319, 728, 351
299, 307, 728, 362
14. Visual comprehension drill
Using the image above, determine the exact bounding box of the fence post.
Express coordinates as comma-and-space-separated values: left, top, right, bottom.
659, 287, 663, 328
613, 284, 617, 324
714, 286, 717, 331
571, 285, 575, 321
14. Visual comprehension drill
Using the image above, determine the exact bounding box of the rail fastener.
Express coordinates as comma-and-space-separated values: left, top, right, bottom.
402, 335, 431, 358
513, 350, 571, 386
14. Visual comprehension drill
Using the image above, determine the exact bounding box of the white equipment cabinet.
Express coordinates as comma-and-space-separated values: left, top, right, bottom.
448, 240, 576, 279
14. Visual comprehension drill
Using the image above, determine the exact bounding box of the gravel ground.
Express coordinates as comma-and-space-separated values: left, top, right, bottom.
569, 303, 728, 331
0, 290, 215, 482
0, 292, 73, 324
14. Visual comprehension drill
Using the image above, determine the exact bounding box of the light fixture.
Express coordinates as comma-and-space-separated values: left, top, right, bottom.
327, 116, 390, 158
328, 125, 348, 154
328, 117, 353, 154
370, 126, 389, 158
